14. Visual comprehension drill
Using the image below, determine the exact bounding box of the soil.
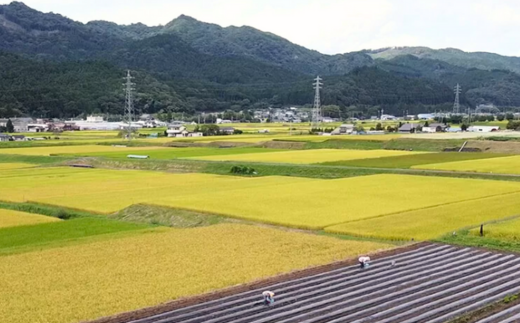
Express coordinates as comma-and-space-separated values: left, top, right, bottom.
84, 242, 427, 323
466, 140, 520, 154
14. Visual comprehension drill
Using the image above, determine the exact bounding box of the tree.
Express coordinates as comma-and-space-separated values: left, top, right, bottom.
486, 115, 495, 122
6, 119, 14, 133
497, 114, 505, 122
424, 121, 429, 127
461, 124, 469, 131
375, 123, 383, 131
506, 113, 515, 121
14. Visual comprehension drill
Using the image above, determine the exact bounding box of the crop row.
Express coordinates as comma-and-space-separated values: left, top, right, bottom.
133, 244, 520, 323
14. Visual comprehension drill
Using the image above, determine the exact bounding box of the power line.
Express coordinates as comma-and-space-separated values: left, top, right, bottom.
124, 70, 135, 141
311, 76, 323, 129
453, 83, 462, 114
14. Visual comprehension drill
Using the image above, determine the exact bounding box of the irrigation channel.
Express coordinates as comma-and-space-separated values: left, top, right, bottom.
129, 244, 520, 323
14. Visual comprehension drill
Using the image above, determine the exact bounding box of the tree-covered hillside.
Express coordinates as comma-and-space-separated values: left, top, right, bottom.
0, 2, 519, 119
369, 47, 520, 75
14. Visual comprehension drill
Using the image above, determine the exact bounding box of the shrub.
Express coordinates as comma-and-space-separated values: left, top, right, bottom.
230, 165, 257, 175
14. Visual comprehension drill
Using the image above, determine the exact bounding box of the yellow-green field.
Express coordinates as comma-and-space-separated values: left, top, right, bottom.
3, 167, 520, 232
156, 174, 520, 229
327, 192, 520, 241
189, 149, 425, 164
0, 145, 168, 156
469, 216, 520, 240
0, 209, 61, 228
0, 224, 391, 323
0, 163, 36, 170
414, 155, 520, 175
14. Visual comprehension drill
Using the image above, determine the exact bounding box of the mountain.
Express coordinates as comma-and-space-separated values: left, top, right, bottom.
368, 47, 520, 75
159, 15, 373, 75
0, 2, 519, 119
376, 55, 520, 107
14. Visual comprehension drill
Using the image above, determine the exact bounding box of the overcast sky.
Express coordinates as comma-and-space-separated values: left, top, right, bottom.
2, 0, 520, 56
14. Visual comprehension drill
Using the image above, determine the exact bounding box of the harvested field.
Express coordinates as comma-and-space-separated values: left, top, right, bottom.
414, 155, 520, 175
189, 149, 426, 164
0, 209, 60, 228
122, 243, 520, 323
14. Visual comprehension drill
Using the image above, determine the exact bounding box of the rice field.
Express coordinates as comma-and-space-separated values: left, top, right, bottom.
0, 224, 391, 323
322, 152, 511, 169
62, 147, 284, 159
0, 163, 36, 170
470, 216, 520, 240
0, 145, 169, 156
414, 155, 520, 175
155, 174, 520, 229
3, 165, 519, 231
326, 192, 520, 241
0, 217, 152, 255
0, 209, 60, 229
189, 149, 427, 164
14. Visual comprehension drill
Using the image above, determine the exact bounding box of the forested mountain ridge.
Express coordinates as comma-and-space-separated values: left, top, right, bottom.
368, 47, 520, 75
0, 1, 519, 119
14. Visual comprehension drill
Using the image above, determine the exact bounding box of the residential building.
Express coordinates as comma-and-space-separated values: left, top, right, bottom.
398, 123, 422, 133
331, 124, 355, 135
220, 127, 236, 135
422, 123, 448, 133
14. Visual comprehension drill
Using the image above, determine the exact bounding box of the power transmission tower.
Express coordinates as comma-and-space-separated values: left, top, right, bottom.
453, 83, 461, 115
124, 70, 135, 140
311, 76, 323, 130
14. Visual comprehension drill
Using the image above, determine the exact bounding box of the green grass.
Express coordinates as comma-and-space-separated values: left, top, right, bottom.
304, 139, 384, 150
88, 157, 520, 182
0, 154, 70, 165
438, 230, 520, 253
383, 138, 466, 152
0, 217, 153, 255
0, 201, 98, 219
62, 147, 284, 159
109, 204, 229, 228
321, 153, 511, 169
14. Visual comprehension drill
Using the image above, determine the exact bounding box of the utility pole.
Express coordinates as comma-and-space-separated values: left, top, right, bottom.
124, 70, 135, 141
453, 84, 462, 115
311, 76, 323, 130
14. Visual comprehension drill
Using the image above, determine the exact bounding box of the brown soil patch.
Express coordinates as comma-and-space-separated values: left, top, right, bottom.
262, 140, 306, 150
466, 140, 520, 153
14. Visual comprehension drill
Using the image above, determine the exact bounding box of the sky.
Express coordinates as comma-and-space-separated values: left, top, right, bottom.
1, 0, 520, 57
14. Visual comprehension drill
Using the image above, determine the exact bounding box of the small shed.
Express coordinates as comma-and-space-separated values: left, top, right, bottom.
423, 123, 448, 133
468, 126, 500, 133
398, 123, 421, 133
331, 124, 355, 135
220, 127, 236, 135
0, 133, 10, 142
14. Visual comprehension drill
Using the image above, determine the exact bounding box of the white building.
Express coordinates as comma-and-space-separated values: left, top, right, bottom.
381, 114, 397, 121
468, 126, 500, 133
86, 116, 104, 123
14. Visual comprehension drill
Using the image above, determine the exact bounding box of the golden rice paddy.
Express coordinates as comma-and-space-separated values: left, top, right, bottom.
0, 224, 391, 323
0, 209, 60, 229
189, 149, 425, 164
